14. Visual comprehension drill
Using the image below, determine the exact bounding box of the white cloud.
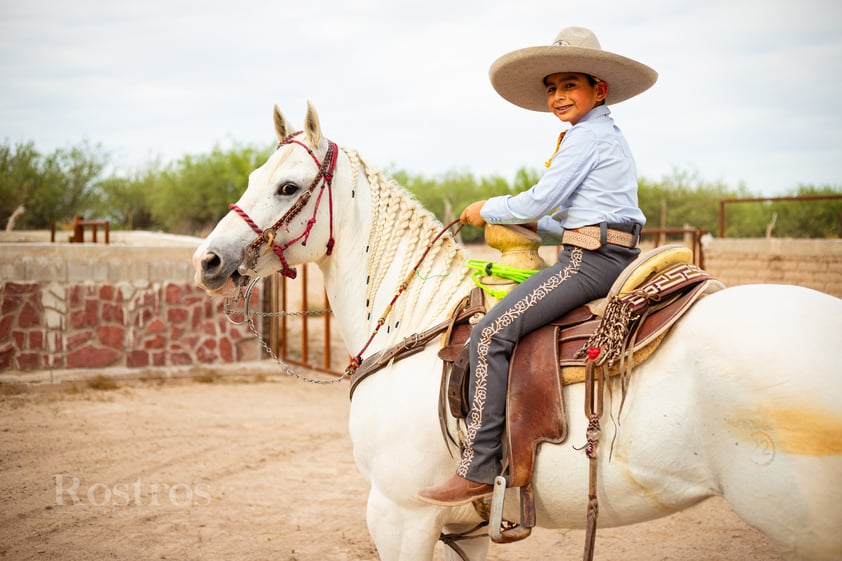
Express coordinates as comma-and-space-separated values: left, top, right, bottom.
1, 0, 840, 194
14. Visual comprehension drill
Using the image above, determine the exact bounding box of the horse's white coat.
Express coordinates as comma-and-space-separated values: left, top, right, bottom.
193, 104, 842, 561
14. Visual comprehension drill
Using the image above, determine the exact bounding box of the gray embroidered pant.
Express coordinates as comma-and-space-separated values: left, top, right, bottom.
457, 243, 640, 484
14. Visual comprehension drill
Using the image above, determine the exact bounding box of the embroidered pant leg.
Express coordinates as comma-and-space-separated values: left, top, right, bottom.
458, 244, 639, 484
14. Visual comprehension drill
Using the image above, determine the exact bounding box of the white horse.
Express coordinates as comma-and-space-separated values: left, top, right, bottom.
193, 102, 842, 561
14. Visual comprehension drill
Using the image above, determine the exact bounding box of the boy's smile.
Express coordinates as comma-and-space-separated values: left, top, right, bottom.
544, 72, 607, 125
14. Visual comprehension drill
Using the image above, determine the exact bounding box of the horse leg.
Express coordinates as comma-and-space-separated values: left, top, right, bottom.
365, 487, 441, 560
365, 487, 492, 561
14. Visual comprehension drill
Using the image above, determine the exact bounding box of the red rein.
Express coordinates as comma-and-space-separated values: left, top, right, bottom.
229, 132, 338, 279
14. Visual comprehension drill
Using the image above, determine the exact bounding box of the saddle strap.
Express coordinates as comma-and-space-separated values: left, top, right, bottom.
349, 287, 485, 399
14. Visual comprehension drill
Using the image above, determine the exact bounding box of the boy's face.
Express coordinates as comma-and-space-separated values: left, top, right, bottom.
544, 72, 607, 125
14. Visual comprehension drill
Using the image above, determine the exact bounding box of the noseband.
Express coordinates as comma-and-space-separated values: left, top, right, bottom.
229, 131, 338, 279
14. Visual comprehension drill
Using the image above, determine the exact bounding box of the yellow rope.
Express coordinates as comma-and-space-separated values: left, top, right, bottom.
544, 130, 568, 169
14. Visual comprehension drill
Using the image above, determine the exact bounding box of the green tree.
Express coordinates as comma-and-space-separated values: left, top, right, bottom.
147, 142, 272, 234
4, 137, 838, 240
393, 166, 537, 243
638, 168, 730, 234
0, 140, 108, 229
91, 166, 160, 230
636, 168, 784, 238
768, 185, 842, 238
0, 141, 40, 227
512, 167, 542, 193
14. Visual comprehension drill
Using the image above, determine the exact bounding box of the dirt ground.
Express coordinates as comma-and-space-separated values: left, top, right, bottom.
0, 365, 784, 561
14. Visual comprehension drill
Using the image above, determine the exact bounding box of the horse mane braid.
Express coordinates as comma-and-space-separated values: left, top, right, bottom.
341, 147, 471, 342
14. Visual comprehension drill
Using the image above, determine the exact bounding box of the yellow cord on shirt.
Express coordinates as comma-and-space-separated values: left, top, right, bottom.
545, 130, 568, 169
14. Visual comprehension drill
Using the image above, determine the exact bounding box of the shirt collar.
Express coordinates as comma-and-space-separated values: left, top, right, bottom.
577, 104, 611, 124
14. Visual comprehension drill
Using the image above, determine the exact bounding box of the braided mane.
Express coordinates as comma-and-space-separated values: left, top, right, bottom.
341, 147, 472, 345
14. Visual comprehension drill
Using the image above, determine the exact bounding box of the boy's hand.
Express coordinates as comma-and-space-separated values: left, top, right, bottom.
460, 200, 487, 228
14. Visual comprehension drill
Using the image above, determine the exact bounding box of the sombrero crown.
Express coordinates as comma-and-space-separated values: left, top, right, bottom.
489, 27, 657, 111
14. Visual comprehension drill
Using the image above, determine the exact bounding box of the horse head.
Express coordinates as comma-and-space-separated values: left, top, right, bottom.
193, 102, 340, 296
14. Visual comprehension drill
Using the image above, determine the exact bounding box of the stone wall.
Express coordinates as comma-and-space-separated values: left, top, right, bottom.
2, 233, 839, 372
703, 238, 842, 298
0, 235, 260, 371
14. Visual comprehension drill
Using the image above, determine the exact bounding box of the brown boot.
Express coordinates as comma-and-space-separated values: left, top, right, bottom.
417, 474, 493, 506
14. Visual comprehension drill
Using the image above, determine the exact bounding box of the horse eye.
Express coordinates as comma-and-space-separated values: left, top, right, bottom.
277, 182, 300, 196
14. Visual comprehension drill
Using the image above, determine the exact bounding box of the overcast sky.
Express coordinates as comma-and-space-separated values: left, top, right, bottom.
2, 0, 840, 196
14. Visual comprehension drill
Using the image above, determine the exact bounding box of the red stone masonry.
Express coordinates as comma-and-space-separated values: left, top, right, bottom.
0, 281, 259, 371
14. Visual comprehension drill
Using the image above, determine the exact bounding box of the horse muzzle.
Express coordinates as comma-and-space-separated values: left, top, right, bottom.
193, 246, 248, 297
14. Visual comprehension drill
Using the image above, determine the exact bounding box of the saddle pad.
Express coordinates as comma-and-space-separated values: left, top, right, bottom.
559, 278, 722, 383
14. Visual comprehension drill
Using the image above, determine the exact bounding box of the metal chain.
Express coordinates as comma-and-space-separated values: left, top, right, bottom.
244, 314, 349, 385
254, 309, 333, 318
224, 279, 348, 385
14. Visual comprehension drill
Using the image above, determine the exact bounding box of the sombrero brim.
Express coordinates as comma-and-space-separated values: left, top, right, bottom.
489, 45, 658, 111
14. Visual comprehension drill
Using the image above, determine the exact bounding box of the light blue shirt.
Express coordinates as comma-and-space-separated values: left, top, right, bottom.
481, 106, 646, 244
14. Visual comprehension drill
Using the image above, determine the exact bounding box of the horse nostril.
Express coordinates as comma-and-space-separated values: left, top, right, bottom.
201, 252, 222, 275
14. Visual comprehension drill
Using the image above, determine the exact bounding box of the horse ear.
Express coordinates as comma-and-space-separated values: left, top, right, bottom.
273, 104, 293, 142
303, 100, 323, 148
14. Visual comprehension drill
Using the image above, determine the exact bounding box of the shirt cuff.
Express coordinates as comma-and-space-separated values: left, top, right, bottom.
480, 195, 519, 223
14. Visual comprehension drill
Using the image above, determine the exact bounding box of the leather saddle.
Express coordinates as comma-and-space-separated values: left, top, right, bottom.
437, 245, 723, 541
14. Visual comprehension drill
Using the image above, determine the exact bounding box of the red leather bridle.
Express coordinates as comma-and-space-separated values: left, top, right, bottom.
229, 131, 338, 279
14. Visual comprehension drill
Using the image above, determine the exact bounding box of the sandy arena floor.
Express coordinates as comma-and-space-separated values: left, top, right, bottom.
0, 365, 784, 561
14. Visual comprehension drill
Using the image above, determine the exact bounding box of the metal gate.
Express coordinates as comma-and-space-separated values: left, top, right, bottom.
262, 265, 344, 376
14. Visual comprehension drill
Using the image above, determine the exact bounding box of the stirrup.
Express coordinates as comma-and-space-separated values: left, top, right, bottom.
488, 476, 535, 543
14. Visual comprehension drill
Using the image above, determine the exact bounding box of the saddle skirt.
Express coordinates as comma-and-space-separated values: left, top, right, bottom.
441, 245, 724, 489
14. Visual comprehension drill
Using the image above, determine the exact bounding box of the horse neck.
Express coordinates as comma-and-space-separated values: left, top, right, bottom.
318, 148, 473, 353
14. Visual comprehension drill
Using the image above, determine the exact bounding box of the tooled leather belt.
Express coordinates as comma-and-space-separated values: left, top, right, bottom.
561, 223, 639, 250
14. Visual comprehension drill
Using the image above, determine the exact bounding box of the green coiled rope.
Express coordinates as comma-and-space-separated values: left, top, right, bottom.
465, 259, 539, 300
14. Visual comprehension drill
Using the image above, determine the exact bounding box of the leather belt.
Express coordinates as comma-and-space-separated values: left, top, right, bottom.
562, 225, 637, 250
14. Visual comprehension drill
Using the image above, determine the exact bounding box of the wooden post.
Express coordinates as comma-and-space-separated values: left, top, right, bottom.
72, 216, 84, 243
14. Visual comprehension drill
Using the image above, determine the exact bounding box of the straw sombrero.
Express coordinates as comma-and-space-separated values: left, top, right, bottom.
489, 27, 658, 111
